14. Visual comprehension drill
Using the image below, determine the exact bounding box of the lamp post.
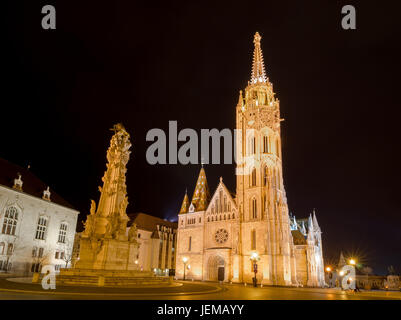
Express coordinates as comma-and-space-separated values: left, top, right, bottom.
325, 266, 332, 287
250, 252, 260, 287
182, 257, 188, 281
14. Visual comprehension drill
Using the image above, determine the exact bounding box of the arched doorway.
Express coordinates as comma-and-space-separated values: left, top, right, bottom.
207, 255, 225, 281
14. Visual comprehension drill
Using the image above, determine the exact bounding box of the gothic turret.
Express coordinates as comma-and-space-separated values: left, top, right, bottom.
190, 166, 210, 211
179, 190, 190, 214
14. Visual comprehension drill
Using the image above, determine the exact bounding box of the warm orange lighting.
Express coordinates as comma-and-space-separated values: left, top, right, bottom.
339, 271, 345, 276
250, 252, 259, 261
326, 267, 331, 272
182, 257, 188, 263
349, 259, 356, 265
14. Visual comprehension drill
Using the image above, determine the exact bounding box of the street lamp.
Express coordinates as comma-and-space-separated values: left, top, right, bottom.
182, 257, 188, 281
250, 252, 260, 287
349, 258, 356, 266
325, 266, 332, 287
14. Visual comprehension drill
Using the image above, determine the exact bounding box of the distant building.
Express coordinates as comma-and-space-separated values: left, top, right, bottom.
73, 212, 177, 275
0, 158, 79, 274
128, 213, 177, 275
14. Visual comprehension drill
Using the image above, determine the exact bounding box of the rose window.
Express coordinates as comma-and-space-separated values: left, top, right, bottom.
214, 228, 229, 244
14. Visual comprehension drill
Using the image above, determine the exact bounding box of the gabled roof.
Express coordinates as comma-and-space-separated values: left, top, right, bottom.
127, 212, 177, 232
0, 157, 76, 210
207, 177, 237, 212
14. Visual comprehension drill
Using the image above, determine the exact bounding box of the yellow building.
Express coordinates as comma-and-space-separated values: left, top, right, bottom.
176, 32, 325, 287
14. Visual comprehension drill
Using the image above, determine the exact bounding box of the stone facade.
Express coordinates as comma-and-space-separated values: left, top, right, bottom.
176, 32, 325, 287
72, 213, 177, 275
128, 212, 177, 275
0, 158, 79, 275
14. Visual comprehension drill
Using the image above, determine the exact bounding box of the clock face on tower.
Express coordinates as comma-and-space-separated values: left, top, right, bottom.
214, 228, 229, 244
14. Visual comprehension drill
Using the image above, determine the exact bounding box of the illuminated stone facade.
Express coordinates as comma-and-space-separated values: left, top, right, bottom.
0, 158, 78, 275
176, 33, 325, 287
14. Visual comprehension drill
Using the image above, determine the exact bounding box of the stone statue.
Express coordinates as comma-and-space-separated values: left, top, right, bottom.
128, 223, 138, 242
90, 200, 96, 215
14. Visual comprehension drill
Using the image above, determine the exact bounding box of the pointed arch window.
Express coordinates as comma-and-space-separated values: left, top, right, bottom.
251, 230, 256, 250
250, 168, 257, 187
263, 166, 268, 186
2, 206, 19, 235
248, 136, 256, 155
252, 198, 257, 219
263, 136, 270, 153
224, 196, 227, 212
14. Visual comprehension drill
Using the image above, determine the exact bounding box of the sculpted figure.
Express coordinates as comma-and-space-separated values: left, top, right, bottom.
128, 223, 138, 242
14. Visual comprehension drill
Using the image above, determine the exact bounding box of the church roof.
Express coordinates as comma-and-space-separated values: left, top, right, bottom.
190, 167, 210, 211
291, 229, 307, 245
0, 157, 76, 210
179, 191, 190, 214
127, 212, 177, 232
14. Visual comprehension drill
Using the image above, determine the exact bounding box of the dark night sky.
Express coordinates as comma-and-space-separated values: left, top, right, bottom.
3, 1, 401, 274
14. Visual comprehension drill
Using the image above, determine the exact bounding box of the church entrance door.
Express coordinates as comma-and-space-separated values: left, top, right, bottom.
207, 255, 225, 281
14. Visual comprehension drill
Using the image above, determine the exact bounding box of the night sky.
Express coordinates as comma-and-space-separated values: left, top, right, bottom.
4, 1, 401, 275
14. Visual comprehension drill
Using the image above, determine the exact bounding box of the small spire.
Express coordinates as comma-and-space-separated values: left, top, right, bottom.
312, 209, 320, 230
179, 191, 190, 214
338, 251, 346, 269
250, 32, 267, 84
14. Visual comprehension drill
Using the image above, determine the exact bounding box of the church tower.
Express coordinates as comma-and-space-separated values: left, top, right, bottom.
235, 32, 294, 285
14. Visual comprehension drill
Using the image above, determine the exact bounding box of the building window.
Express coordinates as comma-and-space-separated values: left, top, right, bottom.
252, 198, 257, 219
263, 136, 270, 153
188, 236, 192, 251
251, 230, 256, 250
55, 252, 59, 259
35, 217, 48, 240
60, 252, 65, 260
58, 223, 67, 243
249, 137, 256, 155
251, 168, 256, 186
2, 206, 18, 235
7, 243, 13, 255
224, 196, 227, 212
263, 166, 268, 186
0, 242, 4, 255
32, 247, 37, 258
38, 247, 44, 258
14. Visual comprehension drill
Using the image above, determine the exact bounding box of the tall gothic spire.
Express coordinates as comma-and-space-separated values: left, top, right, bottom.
191, 167, 210, 211
250, 32, 267, 84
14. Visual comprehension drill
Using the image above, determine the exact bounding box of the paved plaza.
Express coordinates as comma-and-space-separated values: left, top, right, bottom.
0, 277, 400, 300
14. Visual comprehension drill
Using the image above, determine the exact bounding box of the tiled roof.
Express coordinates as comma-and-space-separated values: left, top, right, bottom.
0, 157, 76, 210
127, 212, 177, 232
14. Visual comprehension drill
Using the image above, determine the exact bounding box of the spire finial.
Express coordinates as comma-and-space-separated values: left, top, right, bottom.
251, 32, 267, 84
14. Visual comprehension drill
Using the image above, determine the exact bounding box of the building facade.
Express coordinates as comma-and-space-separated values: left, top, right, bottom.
128, 213, 177, 275
0, 158, 79, 275
73, 212, 177, 275
176, 32, 325, 287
